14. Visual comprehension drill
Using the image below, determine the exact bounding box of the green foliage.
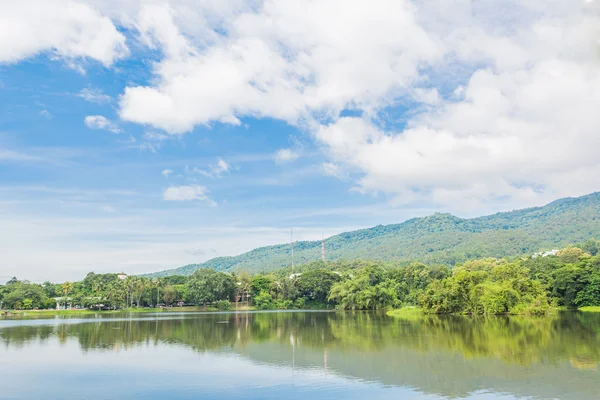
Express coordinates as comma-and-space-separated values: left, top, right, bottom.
251, 275, 272, 295
580, 239, 600, 256
420, 260, 551, 315
185, 269, 235, 305
329, 265, 399, 310
148, 192, 600, 276
253, 292, 274, 310
296, 269, 341, 303
2, 282, 54, 310
163, 284, 185, 305
575, 271, 600, 307
293, 297, 305, 309
215, 300, 231, 310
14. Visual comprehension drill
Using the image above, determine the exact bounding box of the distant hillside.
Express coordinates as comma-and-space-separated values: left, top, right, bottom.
147, 192, 600, 277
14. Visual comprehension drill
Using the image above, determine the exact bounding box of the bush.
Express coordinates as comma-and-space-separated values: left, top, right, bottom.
23, 299, 33, 310
42, 298, 57, 310
215, 300, 231, 310
275, 300, 293, 309
253, 292, 273, 310
293, 297, 306, 309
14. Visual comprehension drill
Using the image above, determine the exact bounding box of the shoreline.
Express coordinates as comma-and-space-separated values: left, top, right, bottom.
1, 305, 258, 317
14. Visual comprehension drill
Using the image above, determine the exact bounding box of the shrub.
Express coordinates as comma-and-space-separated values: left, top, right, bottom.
215, 300, 231, 310
293, 297, 306, 309
275, 300, 293, 309
254, 292, 273, 310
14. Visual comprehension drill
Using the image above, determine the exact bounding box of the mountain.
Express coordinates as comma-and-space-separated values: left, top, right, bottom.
148, 192, 600, 277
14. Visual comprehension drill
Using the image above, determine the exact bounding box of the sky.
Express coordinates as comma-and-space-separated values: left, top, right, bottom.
1, 0, 600, 282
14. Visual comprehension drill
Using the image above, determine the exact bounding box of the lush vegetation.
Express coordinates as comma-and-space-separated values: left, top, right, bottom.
3, 239, 600, 315
149, 192, 600, 276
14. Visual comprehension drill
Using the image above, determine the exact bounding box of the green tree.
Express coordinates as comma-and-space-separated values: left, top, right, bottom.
297, 269, 341, 303
329, 265, 398, 310
61, 281, 74, 309
185, 269, 235, 306
251, 275, 272, 296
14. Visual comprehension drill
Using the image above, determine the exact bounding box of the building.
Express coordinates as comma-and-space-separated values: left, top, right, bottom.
117, 273, 128, 280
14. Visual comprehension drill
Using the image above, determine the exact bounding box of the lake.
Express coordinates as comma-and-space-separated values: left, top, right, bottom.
1, 310, 599, 399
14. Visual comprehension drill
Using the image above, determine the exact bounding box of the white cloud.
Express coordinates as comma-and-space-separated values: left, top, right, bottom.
188, 157, 231, 179
274, 148, 300, 164
0, 149, 41, 163
39, 110, 52, 119
118, 0, 440, 133
306, 1, 600, 211
162, 169, 173, 178
77, 88, 111, 104
321, 162, 344, 180
0, 1, 127, 66
144, 131, 170, 141
84, 115, 121, 133
5, 0, 600, 214
163, 184, 210, 201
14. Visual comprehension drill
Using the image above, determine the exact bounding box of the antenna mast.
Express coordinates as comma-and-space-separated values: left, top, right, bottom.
291, 228, 295, 272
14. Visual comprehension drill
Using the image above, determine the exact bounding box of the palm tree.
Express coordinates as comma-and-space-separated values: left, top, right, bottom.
61, 281, 74, 309
92, 279, 104, 298
155, 278, 163, 308
125, 276, 137, 308
238, 271, 252, 306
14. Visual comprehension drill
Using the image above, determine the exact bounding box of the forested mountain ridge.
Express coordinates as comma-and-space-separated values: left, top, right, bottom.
147, 192, 600, 277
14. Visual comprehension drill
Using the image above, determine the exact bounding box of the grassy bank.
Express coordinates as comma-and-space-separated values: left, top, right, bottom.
2, 305, 259, 317
386, 307, 424, 318
578, 306, 600, 313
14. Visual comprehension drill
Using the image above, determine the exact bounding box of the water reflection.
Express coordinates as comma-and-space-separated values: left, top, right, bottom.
1, 311, 599, 399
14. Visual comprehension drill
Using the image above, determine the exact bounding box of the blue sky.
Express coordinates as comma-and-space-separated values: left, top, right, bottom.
1, 0, 599, 281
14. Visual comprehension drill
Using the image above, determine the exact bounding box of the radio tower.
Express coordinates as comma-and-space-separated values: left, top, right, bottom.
321, 234, 326, 262
291, 228, 295, 273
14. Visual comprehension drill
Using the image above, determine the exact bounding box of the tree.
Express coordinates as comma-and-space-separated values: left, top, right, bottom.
61, 282, 74, 309
251, 275, 272, 296
329, 265, 399, 310
236, 271, 252, 305
106, 280, 126, 309
2, 282, 51, 310
575, 271, 600, 306
185, 269, 235, 306
581, 239, 600, 256
297, 269, 340, 303
558, 247, 584, 264
42, 281, 58, 298
551, 265, 589, 308
154, 278, 164, 307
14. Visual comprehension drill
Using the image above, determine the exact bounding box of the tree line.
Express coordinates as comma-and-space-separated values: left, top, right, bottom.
2, 239, 600, 315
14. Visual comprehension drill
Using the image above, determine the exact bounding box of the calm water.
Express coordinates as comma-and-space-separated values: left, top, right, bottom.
1, 311, 599, 400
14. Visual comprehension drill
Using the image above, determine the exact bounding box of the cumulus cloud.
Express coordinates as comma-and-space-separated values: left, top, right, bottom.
163, 184, 209, 201
6, 0, 600, 212
0, 1, 127, 66
117, 0, 440, 133
84, 115, 121, 133
313, 2, 600, 211
161, 169, 173, 178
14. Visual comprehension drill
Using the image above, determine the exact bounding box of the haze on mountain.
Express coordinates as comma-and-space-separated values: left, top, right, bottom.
147, 192, 600, 277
